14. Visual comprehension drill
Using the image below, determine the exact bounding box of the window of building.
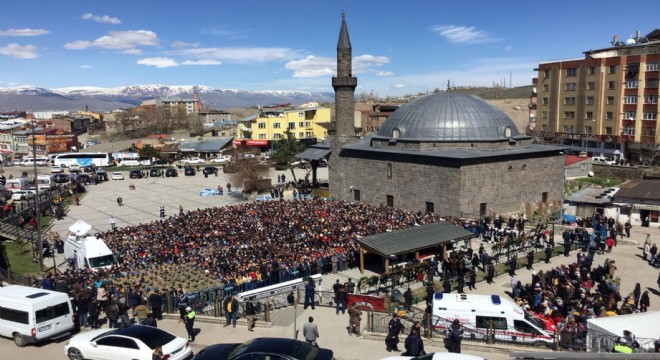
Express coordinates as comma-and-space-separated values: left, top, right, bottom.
587, 82, 596, 90
588, 67, 596, 75
606, 112, 613, 120
479, 203, 487, 217
645, 95, 658, 104
543, 84, 549, 92
541, 111, 548, 119
646, 79, 659, 88
386, 195, 393, 207
607, 96, 615, 105
305, 131, 313, 137
646, 62, 659, 71
387, 163, 392, 178
273, 123, 281, 129
606, 127, 613, 135
542, 98, 549, 105
608, 81, 616, 89
288, 122, 295, 130
623, 111, 636, 119
586, 96, 594, 105
585, 125, 593, 134
566, 68, 577, 77
544, 70, 550, 78
305, 121, 311, 127
608, 65, 617, 74
625, 80, 639, 88
564, 97, 576, 105
298, 112, 304, 118
586, 111, 593, 119
563, 111, 575, 119
258, 134, 266, 139
623, 126, 635, 136
273, 133, 281, 139
298, 132, 304, 138
565, 83, 577, 91
425, 202, 434, 214
623, 95, 637, 104
298, 122, 305, 127
542, 192, 548, 203
258, 123, 266, 129
563, 125, 574, 133
353, 189, 360, 202
626, 63, 640, 73
643, 112, 657, 120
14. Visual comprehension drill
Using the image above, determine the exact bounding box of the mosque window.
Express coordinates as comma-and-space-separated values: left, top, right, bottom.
392, 128, 400, 139
504, 127, 512, 138
387, 163, 392, 178
386, 195, 394, 207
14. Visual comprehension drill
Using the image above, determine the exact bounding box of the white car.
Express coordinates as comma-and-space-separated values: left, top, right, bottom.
64, 325, 193, 360
182, 157, 205, 165
112, 172, 125, 180
11, 190, 36, 201
381, 352, 485, 360
209, 155, 231, 164
51, 165, 64, 173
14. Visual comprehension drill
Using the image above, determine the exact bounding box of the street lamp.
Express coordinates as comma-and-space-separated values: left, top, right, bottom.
30, 122, 43, 272
388, 254, 397, 297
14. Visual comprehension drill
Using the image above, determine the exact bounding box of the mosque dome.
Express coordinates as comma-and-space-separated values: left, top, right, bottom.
376, 92, 520, 142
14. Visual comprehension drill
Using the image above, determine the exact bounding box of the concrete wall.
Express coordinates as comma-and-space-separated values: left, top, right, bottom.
592, 163, 647, 179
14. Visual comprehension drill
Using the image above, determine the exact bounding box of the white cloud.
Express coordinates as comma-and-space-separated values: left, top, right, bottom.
285, 54, 391, 78
122, 48, 143, 55
171, 41, 199, 49
376, 71, 394, 77
80, 65, 92, 69
0, 28, 49, 37
65, 30, 159, 52
430, 25, 498, 44
174, 46, 302, 64
394, 84, 405, 89
0, 43, 38, 59
353, 54, 390, 73
81, 13, 121, 24
181, 59, 221, 66
137, 57, 179, 68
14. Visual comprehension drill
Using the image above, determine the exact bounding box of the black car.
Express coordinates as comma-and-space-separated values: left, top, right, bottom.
129, 170, 143, 179
202, 167, 218, 175
76, 174, 91, 183
193, 338, 333, 360
53, 173, 70, 183
153, 158, 171, 165
149, 168, 162, 177
165, 167, 178, 177
184, 166, 196, 176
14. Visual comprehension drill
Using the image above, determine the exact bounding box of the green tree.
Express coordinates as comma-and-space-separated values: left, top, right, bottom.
138, 144, 160, 160
271, 129, 306, 182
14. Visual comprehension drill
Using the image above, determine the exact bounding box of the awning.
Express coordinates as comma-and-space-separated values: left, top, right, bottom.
296, 148, 331, 161
634, 203, 660, 211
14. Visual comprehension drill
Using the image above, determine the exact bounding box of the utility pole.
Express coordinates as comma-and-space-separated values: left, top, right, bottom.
31, 122, 43, 272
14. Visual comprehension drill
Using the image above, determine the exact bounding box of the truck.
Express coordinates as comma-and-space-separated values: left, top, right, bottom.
63, 220, 116, 271
432, 293, 555, 347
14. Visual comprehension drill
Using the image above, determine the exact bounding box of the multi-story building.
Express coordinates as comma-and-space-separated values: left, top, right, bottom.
156, 93, 202, 115
356, 102, 400, 136
234, 104, 331, 150
534, 29, 660, 163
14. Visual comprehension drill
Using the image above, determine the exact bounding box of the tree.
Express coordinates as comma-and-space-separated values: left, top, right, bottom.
271, 129, 307, 182
138, 144, 160, 160
228, 158, 270, 193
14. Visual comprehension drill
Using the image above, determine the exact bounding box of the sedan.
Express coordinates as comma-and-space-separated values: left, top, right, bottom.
184, 166, 196, 176
129, 170, 143, 179
182, 157, 205, 165
53, 174, 70, 184
51, 165, 64, 173
381, 353, 485, 360
193, 338, 333, 360
202, 167, 218, 175
112, 172, 125, 180
65, 325, 193, 360
209, 156, 231, 164
11, 190, 36, 201
165, 167, 178, 177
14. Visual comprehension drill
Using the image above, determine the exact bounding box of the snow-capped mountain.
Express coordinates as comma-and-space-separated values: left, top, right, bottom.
0, 85, 335, 111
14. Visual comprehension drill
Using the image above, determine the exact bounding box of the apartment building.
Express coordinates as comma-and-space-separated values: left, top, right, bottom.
534, 29, 660, 163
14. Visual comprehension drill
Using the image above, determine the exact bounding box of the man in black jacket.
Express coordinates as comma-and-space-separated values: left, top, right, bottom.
149, 290, 163, 320
245, 297, 256, 331
223, 295, 239, 328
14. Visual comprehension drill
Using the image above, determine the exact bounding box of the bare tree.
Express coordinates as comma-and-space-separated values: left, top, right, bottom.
228, 158, 270, 193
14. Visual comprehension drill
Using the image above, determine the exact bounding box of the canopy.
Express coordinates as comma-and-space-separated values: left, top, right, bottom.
562, 213, 577, 223
68, 220, 92, 236
586, 311, 660, 352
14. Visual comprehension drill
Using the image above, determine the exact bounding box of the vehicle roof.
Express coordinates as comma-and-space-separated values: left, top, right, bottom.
0, 285, 69, 303
98, 325, 175, 349
238, 337, 328, 355
434, 293, 521, 315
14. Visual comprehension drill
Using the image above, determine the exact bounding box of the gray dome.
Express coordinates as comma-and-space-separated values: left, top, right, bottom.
376, 92, 520, 141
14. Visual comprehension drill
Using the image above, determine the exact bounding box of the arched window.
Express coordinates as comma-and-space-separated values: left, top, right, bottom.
392, 128, 401, 139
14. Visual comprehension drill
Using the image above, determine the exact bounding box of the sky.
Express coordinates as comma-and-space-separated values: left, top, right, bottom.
1, 0, 659, 97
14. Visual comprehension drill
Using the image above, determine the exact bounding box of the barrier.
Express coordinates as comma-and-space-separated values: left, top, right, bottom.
237, 273, 322, 302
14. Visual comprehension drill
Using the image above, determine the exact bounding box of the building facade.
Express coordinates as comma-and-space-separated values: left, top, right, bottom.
534, 30, 660, 163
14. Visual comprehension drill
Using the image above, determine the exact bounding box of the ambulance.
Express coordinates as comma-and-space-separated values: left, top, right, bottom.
432, 293, 554, 347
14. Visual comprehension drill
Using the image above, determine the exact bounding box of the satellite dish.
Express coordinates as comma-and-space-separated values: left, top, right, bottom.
588, 171, 595, 177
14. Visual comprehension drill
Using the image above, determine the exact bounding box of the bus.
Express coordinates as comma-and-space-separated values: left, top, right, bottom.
52, 152, 111, 168
112, 152, 151, 166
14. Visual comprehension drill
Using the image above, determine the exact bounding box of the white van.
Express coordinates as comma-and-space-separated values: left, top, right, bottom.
5, 177, 29, 191
432, 293, 555, 347
36, 175, 56, 191
0, 285, 75, 347
64, 220, 116, 271
20, 157, 49, 167
592, 156, 616, 165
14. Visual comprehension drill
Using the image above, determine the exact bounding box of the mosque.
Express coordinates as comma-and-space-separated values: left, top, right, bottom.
300, 13, 566, 218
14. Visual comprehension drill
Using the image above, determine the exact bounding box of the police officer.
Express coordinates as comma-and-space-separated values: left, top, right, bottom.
526, 250, 535, 270
178, 306, 196, 342
486, 263, 495, 284
545, 244, 553, 264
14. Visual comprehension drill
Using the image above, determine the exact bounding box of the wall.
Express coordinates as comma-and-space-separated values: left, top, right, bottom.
592, 163, 647, 179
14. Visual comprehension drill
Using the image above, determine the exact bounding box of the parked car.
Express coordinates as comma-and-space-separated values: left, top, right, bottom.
202, 167, 218, 175
165, 167, 178, 177
182, 157, 205, 165
129, 170, 143, 179
150, 168, 162, 177
82, 166, 95, 173
11, 190, 36, 201
95, 169, 108, 182
51, 165, 64, 173
192, 338, 333, 360
111, 172, 124, 180
64, 325, 193, 360
184, 166, 196, 176
53, 174, 70, 183
153, 158, 171, 165
291, 160, 311, 169
76, 174, 91, 183
69, 164, 81, 173
592, 156, 616, 165
209, 155, 231, 164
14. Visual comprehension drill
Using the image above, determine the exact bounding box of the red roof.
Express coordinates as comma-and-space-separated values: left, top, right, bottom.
564, 155, 590, 166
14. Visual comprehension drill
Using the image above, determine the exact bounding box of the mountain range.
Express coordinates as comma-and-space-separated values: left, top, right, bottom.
0, 85, 336, 112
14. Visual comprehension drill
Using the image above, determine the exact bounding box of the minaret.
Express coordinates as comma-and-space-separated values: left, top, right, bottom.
330, 10, 357, 200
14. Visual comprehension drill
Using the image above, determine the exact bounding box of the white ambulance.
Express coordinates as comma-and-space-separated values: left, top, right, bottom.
432, 293, 555, 347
